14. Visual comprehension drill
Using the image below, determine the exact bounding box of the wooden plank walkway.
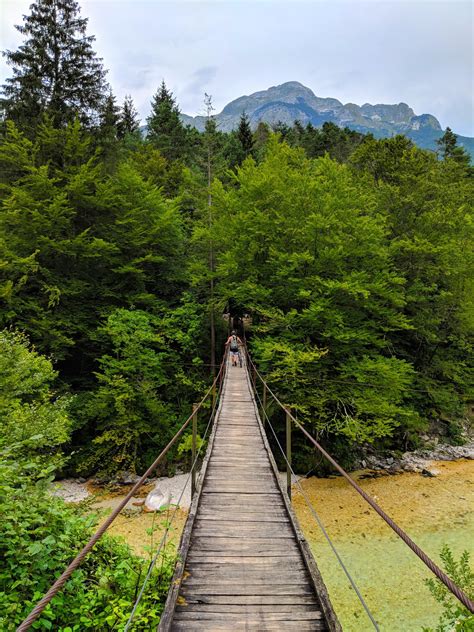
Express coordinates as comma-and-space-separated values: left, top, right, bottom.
160, 357, 340, 632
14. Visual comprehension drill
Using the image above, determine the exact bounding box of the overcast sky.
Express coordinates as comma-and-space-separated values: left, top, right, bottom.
1, 0, 473, 135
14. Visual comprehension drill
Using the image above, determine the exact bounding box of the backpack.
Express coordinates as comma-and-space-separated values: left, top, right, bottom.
230, 335, 239, 351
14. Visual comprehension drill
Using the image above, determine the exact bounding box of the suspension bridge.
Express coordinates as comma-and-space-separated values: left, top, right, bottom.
159, 353, 338, 631
17, 344, 474, 631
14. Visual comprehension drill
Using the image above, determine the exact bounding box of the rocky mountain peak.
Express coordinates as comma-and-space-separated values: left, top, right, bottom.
180, 81, 471, 159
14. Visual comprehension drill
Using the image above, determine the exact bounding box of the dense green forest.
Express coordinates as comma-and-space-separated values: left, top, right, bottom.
1, 0, 472, 628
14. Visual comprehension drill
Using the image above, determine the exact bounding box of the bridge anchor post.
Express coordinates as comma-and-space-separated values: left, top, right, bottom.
286, 409, 292, 500
191, 403, 198, 497
261, 384, 267, 427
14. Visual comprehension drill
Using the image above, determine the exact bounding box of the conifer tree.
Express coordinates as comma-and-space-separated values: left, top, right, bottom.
436, 127, 458, 159
100, 91, 120, 138
119, 94, 140, 138
98, 90, 121, 166
146, 81, 186, 161
252, 121, 271, 160
237, 111, 254, 160
1, 0, 107, 133
436, 127, 471, 168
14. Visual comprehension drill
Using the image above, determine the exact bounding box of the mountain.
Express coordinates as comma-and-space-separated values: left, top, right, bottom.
181, 81, 474, 160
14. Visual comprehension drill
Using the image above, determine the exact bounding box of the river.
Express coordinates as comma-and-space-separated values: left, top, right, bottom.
292, 460, 474, 631
57, 459, 473, 630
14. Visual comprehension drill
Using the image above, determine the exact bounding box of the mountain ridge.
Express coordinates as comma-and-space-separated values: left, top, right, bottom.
181, 81, 473, 159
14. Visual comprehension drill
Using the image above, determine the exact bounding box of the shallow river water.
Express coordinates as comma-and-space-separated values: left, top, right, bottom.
292, 460, 474, 632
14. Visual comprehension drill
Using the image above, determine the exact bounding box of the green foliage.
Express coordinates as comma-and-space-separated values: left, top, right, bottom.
76, 295, 210, 474
273, 120, 365, 163
84, 308, 178, 472
423, 546, 474, 632
0, 329, 174, 630
1, 1, 472, 476
0, 330, 70, 449
177, 433, 206, 466
0, 121, 185, 362
211, 139, 420, 444
0, 448, 173, 631
351, 136, 474, 432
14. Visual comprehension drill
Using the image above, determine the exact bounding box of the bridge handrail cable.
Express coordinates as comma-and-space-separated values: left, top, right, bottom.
244, 347, 474, 614
16, 354, 228, 632
251, 371, 380, 630
123, 358, 226, 631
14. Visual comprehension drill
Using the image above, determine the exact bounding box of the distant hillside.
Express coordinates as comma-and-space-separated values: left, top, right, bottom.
181, 81, 474, 160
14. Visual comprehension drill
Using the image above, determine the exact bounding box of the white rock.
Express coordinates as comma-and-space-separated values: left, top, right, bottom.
145, 487, 172, 512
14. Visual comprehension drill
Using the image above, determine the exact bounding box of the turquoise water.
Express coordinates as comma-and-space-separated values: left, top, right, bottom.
293, 461, 473, 631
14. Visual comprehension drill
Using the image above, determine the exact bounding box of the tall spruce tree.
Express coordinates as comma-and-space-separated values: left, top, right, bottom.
99, 91, 120, 137
146, 81, 186, 161
436, 127, 471, 168
98, 90, 120, 166
237, 111, 254, 161
119, 94, 140, 138
1, 0, 107, 133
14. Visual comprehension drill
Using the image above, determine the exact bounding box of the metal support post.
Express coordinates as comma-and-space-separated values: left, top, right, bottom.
286, 410, 292, 500
212, 381, 217, 413
191, 403, 198, 497
261, 384, 267, 427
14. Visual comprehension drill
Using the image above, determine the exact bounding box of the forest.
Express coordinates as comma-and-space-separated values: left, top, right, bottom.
0, 0, 472, 629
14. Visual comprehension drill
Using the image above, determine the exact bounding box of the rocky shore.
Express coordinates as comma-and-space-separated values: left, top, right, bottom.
52, 441, 474, 506
359, 441, 474, 476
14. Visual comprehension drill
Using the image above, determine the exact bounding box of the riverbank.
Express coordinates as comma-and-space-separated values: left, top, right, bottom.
359, 440, 474, 475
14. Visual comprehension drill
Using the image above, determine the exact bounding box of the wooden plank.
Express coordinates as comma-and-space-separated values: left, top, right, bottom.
204, 476, 276, 484
190, 550, 300, 558
206, 463, 270, 471
189, 541, 299, 554
171, 622, 325, 632
175, 605, 321, 614
199, 500, 286, 511
181, 594, 318, 605
197, 514, 289, 523
192, 530, 295, 540
192, 519, 292, 529
183, 571, 311, 583
174, 611, 324, 621
187, 556, 305, 567
202, 486, 279, 494
180, 584, 314, 596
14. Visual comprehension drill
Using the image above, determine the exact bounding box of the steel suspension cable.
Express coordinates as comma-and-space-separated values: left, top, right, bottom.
17, 357, 227, 632
252, 381, 380, 630
246, 352, 474, 614
123, 363, 226, 630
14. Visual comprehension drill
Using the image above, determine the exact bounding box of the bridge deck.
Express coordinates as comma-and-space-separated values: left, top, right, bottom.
160, 358, 339, 631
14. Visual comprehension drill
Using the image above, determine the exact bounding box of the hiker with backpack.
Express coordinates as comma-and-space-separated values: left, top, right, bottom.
226, 330, 243, 367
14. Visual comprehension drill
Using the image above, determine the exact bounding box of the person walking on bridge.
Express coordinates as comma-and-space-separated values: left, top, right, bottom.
226, 330, 243, 367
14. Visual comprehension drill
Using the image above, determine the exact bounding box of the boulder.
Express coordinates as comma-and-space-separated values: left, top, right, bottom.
145, 487, 172, 512
421, 468, 439, 477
